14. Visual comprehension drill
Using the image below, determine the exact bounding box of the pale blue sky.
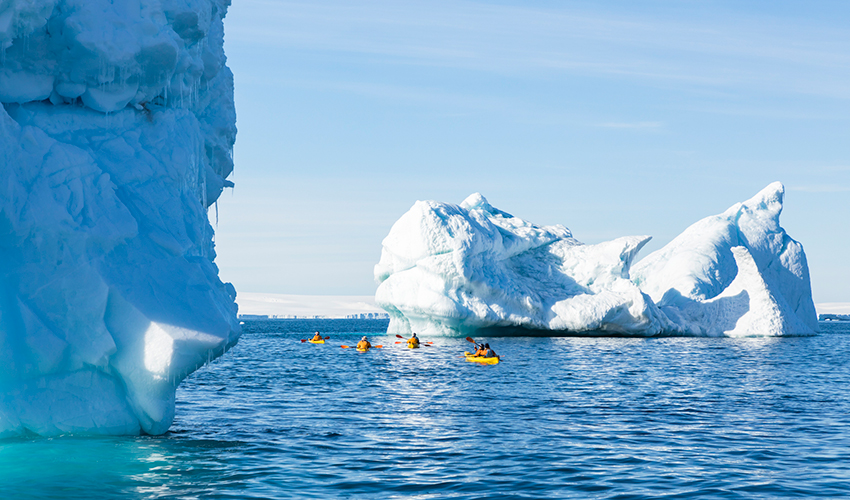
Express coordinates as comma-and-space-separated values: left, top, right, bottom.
214, 0, 849, 304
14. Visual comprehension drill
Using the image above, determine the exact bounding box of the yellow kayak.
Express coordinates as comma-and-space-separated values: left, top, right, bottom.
357, 348, 368, 352
464, 351, 500, 364
407, 344, 420, 349
308, 339, 325, 344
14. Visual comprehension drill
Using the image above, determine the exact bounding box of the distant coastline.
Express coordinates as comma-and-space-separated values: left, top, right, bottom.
236, 292, 850, 321
236, 292, 387, 319
819, 314, 850, 322
238, 312, 390, 320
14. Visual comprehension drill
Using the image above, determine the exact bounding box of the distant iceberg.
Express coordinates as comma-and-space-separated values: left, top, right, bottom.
375, 183, 817, 337
0, 1, 239, 436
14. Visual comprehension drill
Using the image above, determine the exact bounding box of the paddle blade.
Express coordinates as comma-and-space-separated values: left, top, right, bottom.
374, 345, 383, 348
325, 336, 330, 339
465, 337, 475, 343
396, 334, 404, 339
301, 339, 307, 343
340, 345, 350, 349
394, 341, 403, 344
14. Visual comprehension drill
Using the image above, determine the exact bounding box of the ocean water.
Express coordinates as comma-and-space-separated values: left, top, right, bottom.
3, 319, 850, 499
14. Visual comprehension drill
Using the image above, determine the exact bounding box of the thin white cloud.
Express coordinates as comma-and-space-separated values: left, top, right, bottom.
226, 0, 850, 99
596, 121, 663, 130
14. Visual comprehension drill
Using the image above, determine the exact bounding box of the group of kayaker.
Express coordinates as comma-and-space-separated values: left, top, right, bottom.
310, 331, 499, 361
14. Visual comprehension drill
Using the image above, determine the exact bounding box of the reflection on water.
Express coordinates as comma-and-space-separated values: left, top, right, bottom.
2, 319, 850, 499
0, 435, 246, 499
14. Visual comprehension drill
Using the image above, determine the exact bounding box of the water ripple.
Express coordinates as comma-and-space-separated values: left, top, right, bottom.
2, 319, 850, 499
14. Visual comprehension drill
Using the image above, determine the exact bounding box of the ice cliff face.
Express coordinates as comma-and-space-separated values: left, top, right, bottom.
631, 182, 817, 336
375, 184, 817, 337
0, 0, 238, 436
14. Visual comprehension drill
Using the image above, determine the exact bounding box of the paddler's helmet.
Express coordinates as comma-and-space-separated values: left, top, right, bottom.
362, 336, 367, 340
412, 333, 418, 338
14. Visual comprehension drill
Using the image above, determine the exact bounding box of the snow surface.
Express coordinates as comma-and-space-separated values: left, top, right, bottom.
0, 0, 238, 436
236, 293, 384, 319
817, 303, 850, 315
375, 184, 818, 337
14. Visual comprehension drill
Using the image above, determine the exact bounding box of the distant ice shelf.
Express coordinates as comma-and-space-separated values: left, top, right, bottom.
820, 314, 850, 322
375, 183, 818, 337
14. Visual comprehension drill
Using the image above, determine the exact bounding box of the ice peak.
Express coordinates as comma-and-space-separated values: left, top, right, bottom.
745, 180, 784, 216
724, 181, 785, 220
460, 193, 513, 218
460, 192, 491, 210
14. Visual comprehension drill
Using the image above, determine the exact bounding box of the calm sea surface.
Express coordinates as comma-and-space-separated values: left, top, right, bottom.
2, 319, 850, 499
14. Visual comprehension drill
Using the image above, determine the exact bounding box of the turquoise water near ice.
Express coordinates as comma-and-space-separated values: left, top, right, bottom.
2, 319, 850, 499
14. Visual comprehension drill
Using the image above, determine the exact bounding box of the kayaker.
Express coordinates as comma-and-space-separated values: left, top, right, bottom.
473, 344, 488, 357
483, 343, 498, 358
311, 332, 322, 342
407, 333, 420, 348
357, 336, 372, 350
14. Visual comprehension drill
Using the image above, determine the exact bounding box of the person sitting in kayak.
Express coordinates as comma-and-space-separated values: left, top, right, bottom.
407, 333, 420, 348
483, 343, 498, 358
473, 344, 488, 357
311, 332, 323, 342
357, 336, 372, 350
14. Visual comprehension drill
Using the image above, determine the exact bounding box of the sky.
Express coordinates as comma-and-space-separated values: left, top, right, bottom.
213, 0, 850, 306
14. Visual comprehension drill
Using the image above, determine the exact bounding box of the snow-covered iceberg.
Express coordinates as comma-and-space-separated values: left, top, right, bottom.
375, 183, 817, 337
0, 0, 239, 436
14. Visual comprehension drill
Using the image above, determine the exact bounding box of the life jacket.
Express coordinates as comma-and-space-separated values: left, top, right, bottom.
474, 348, 487, 357
485, 349, 496, 357
407, 337, 420, 347
357, 340, 371, 350
312, 334, 322, 341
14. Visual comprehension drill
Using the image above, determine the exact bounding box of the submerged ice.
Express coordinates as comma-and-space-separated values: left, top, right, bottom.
375, 184, 817, 337
0, 0, 238, 436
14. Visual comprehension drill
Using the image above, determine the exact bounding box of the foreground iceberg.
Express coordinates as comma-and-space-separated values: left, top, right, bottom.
375, 184, 817, 337
0, 1, 239, 436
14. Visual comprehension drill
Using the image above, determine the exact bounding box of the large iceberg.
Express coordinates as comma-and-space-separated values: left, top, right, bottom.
0, 0, 239, 436
375, 183, 817, 337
